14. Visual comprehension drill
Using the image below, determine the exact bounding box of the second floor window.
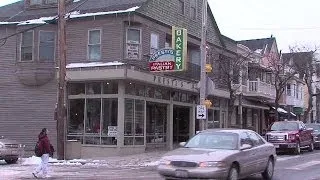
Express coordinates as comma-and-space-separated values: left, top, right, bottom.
150, 33, 159, 55
178, 0, 185, 14
190, 0, 197, 20
126, 28, 141, 59
287, 84, 291, 96
88, 29, 101, 61
21, 31, 34, 61
39, 31, 55, 61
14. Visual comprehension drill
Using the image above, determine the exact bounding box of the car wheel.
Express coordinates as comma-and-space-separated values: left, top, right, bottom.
262, 158, 274, 180
227, 165, 239, 180
5, 158, 18, 164
294, 142, 301, 155
309, 141, 314, 152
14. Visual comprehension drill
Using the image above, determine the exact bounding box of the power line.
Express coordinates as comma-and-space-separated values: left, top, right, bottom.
0, 0, 89, 47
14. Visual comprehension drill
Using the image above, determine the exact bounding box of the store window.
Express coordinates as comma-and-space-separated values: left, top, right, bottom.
126, 28, 141, 59
124, 99, 145, 146
69, 83, 85, 95
125, 82, 145, 96
103, 81, 118, 94
146, 103, 167, 144
68, 99, 85, 135
101, 99, 118, 145
84, 99, 101, 144
86, 82, 101, 94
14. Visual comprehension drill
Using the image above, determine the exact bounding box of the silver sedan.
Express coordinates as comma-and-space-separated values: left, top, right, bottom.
157, 129, 276, 180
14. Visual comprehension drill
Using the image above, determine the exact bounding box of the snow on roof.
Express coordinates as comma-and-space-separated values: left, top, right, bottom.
66, 61, 125, 69
0, 6, 140, 26
69, 6, 139, 19
17, 16, 56, 26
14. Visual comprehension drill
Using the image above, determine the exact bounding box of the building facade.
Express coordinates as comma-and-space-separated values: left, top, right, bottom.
0, 0, 238, 158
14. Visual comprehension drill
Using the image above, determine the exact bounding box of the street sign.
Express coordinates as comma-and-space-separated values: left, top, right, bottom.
196, 105, 207, 119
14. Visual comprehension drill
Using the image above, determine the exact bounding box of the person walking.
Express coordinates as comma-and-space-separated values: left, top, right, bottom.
32, 128, 54, 178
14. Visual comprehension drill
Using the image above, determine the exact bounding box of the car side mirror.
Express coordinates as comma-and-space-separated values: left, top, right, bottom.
179, 142, 186, 147
240, 144, 252, 150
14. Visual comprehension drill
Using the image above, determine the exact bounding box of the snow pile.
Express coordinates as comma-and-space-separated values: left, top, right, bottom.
143, 161, 160, 167
22, 156, 57, 165
69, 6, 140, 19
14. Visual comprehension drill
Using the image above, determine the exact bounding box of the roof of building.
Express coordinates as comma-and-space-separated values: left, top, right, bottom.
237, 37, 276, 55
0, 0, 148, 22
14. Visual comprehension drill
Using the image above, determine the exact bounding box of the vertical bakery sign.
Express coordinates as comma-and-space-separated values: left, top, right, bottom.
149, 27, 187, 72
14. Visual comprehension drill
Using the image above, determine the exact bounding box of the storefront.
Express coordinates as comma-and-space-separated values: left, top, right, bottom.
65, 67, 200, 158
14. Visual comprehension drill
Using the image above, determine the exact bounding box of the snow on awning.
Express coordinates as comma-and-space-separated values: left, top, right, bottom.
290, 112, 297, 116
272, 107, 288, 114
66, 61, 125, 69
0, 6, 140, 26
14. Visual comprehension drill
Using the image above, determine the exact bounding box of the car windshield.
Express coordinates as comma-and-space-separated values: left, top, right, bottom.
184, 132, 238, 150
270, 122, 299, 131
306, 124, 320, 131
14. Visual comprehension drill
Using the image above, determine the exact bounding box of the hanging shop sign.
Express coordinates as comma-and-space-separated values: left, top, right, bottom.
149, 27, 187, 72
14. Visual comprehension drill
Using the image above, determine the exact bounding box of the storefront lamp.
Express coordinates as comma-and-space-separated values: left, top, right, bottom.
204, 99, 212, 108
205, 64, 212, 73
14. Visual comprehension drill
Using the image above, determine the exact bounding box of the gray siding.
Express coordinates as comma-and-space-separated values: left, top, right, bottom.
0, 27, 57, 155
137, 0, 222, 46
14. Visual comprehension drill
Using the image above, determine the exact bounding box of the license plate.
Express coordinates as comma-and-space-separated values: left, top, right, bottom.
274, 144, 279, 148
175, 170, 188, 178
11, 150, 18, 154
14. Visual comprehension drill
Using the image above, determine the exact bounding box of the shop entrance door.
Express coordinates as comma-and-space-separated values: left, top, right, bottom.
146, 102, 167, 149
173, 106, 190, 145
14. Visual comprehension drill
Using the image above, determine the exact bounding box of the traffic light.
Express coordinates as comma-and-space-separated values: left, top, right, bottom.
205, 64, 212, 73
204, 99, 212, 108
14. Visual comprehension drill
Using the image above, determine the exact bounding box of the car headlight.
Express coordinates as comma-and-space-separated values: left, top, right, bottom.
0, 142, 4, 148
159, 159, 171, 165
199, 161, 227, 168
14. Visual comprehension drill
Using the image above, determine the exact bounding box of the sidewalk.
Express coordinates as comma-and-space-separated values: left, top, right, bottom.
21, 150, 168, 169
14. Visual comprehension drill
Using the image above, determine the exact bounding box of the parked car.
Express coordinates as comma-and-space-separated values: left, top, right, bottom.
157, 129, 276, 180
305, 123, 320, 149
265, 120, 314, 154
0, 136, 24, 164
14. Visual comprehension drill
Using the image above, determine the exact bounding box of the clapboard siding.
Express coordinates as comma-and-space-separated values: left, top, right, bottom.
0, 27, 57, 155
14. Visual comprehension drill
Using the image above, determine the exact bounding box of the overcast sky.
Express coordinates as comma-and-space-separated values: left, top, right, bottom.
1, 0, 320, 52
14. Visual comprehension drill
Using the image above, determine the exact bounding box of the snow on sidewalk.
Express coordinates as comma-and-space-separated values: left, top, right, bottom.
20, 150, 166, 168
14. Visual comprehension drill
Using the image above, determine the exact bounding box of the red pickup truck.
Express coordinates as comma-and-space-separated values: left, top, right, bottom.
265, 120, 314, 154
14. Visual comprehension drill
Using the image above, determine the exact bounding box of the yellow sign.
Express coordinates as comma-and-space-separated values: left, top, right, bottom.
205, 64, 212, 73
204, 100, 212, 108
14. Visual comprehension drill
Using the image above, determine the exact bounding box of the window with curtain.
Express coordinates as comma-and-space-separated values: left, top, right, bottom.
150, 32, 159, 55
88, 29, 101, 61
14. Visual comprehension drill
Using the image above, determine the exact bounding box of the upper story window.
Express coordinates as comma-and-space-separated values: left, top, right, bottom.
21, 31, 34, 61
190, 49, 200, 66
88, 29, 101, 61
30, 0, 42, 5
150, 32, 159, 55
39, 31, 55, 61
30, 0, 57, 5
190, 0, 197, 20
178, 0, 185, 15
126, 28, 141, 59
287, 84, 291, 96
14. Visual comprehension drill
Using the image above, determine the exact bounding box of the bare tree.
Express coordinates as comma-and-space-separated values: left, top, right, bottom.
207, 46, 252, 126
288, 46, 320, 122
266, 52, 297, 121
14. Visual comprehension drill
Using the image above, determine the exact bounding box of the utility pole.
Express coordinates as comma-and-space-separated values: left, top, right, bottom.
199, 0, 208, 131
57, 0, 67, 160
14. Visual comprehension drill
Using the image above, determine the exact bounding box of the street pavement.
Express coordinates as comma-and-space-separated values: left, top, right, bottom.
2, 150, 320, 180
